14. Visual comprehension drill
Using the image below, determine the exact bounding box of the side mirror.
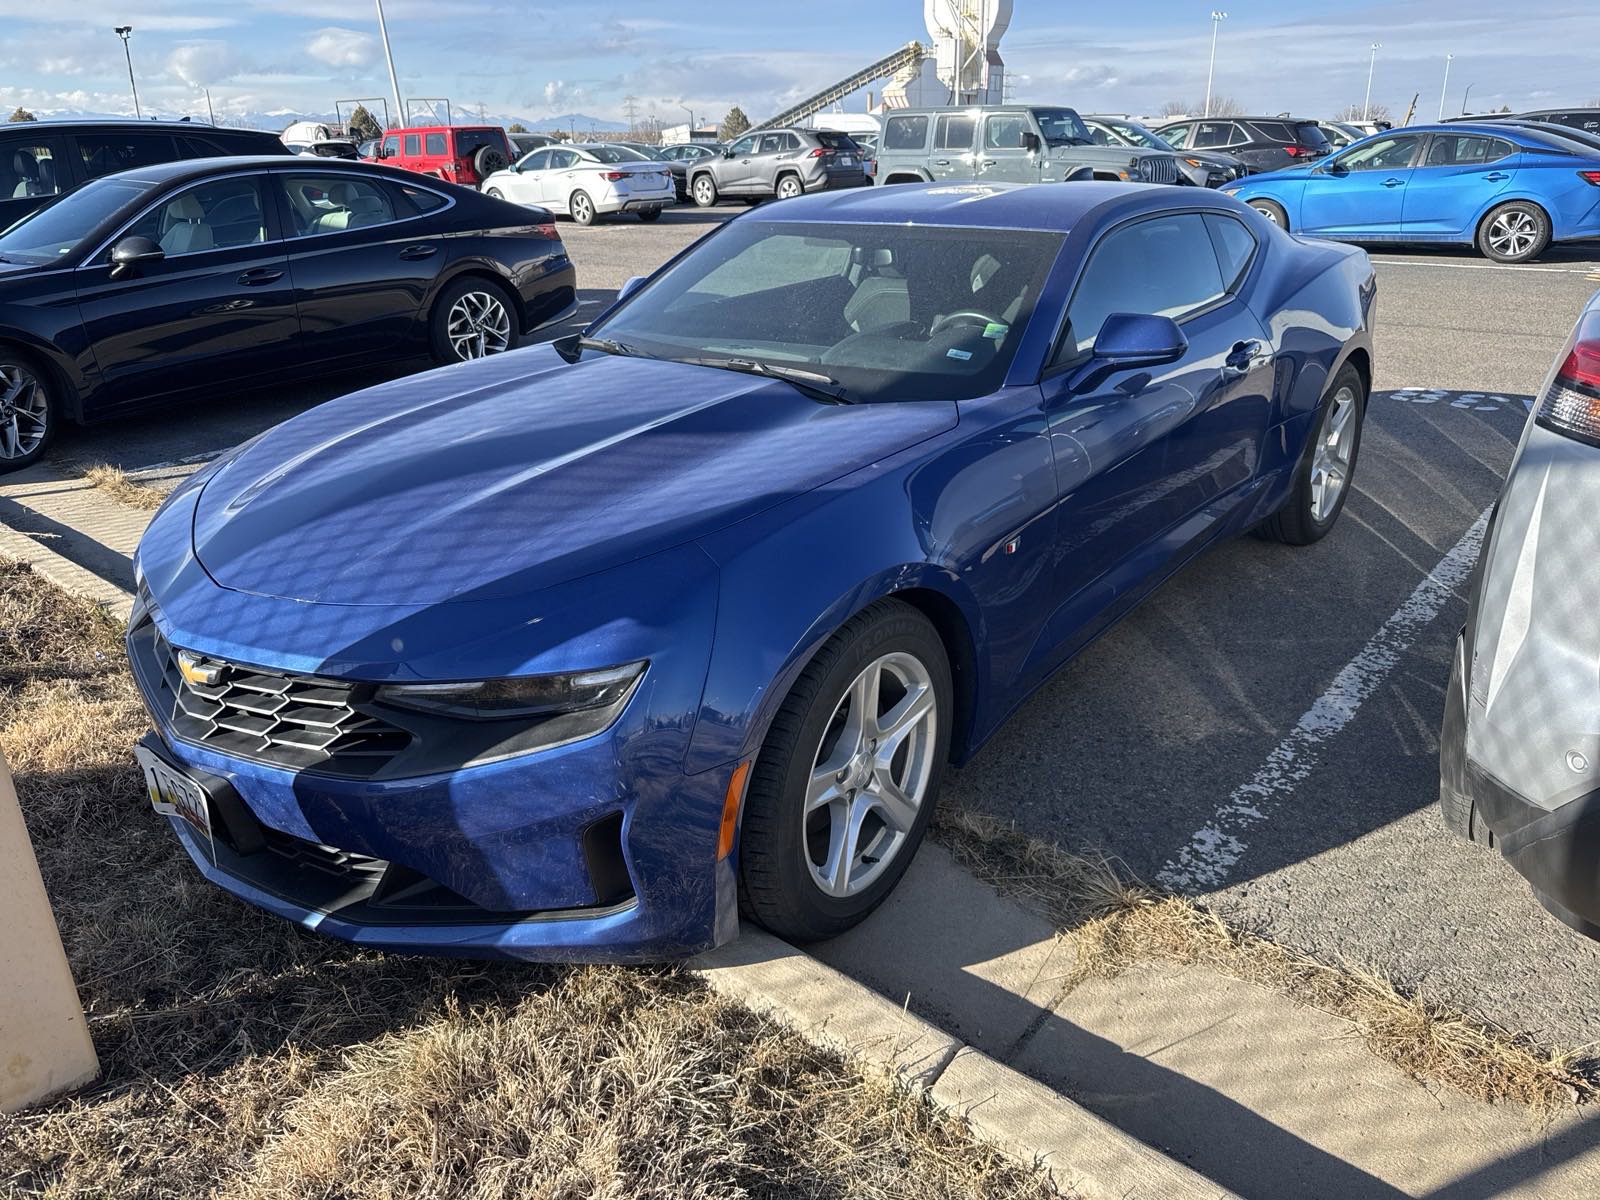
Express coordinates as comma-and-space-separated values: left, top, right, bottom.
1022, 131, 1042, 154
722, 148, 735, 158
1324, 158, 1348, 175
1069, 313, 1187, 394
109, 236, 165, 279
617, 275, 648, 302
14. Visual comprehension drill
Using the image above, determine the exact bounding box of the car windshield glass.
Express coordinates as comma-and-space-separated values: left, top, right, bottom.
1109, 121, 1167, 149
584, 145, 650, 163
0, 178, 146, 263
1030, 108, 1092, 145
589, 220, 1064, 404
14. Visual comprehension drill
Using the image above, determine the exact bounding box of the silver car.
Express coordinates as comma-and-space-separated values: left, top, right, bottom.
479, 143, 674, 225
1440, 293, 1600, 939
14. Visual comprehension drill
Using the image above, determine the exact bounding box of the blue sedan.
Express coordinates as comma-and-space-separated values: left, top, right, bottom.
129, 182, 1375, 961
1222, 122, 1600, 263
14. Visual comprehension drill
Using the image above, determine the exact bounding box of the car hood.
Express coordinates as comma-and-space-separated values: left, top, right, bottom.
192, 346, 958, 606
1241, 163, 1318, 185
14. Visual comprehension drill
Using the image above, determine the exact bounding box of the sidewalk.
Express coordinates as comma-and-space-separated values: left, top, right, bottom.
5, 459, 1599, 1198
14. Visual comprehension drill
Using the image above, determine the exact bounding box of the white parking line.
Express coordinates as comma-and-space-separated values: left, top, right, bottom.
1374, 258, 1600, 277
1155, 506, 1492, 892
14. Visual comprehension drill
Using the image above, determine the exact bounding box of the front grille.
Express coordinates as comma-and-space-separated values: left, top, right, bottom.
133, 623, 412, 778
1139, 156, 1180, 185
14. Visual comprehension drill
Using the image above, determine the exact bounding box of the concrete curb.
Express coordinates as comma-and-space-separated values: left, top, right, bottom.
5, 477, 1238, 1200
692, 928, 1236, 1200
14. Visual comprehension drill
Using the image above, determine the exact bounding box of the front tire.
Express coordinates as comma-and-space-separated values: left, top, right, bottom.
691, 174, 718, 207
0, 349, 56, 472
1477, 201, 1550, 264
428, 277, 519, 365
1256, 362, 1366, 545
1249, 198, 1289, 229
738, 601, 951, 943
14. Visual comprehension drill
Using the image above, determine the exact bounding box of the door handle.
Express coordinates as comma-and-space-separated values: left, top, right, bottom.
1484, 171, 1511, 182
1221, 339, 1265, 378
1382, 177, 1405, 188
934, 159, 951, 166
399, 244, 438, 260
236, 267, 283, 285
980, 159, 997, 167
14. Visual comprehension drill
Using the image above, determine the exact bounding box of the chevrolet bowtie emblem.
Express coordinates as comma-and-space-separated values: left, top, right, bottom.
176, 650, 225, 688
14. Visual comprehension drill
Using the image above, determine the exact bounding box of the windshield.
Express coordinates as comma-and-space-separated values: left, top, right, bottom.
0, 179, 147, 263
589, 219, 1064, 403
583, 145, 651, 163
1108, 121, 1167, 150
1030, 108, 1092, 146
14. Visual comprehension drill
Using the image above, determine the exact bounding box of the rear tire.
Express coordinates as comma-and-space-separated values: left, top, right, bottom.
1477, 201, 1551, 264
0, 347, 56, 473
637, 207, 662, 222
1256, 362, 1365, 545
569, 191, 597, 225
1249, 198, 1289, 229
473, 146, 509, 178
428, 276, 519, 365
775, 173, 804, 200
738, 601, 951, 943
485, 187, 504, 200
691, 174, 718, 207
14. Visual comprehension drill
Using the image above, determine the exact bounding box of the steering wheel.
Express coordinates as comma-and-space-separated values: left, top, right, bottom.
928, 311, 998, 337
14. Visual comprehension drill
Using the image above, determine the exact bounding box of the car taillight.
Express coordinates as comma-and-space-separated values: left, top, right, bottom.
810, 147, 829, 158
1579, 170, 1600, 186
534, 222, 561, 241
603, 171, 628, 181
1534, 313, 1600, 446
1284, 145, 1306, 157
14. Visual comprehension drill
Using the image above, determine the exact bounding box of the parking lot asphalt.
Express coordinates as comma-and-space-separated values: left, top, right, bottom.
30, 205, 1600, 1048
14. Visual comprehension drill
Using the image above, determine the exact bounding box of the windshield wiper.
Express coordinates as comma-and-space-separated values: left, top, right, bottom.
553, 333, 646, 363
687, 357, 853, 404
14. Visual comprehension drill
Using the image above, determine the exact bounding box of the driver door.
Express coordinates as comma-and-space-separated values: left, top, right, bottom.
511, 149, 552, 204
719, 135, 760, 194
1299, 134, 1422, 237
975, 112, 1040, 183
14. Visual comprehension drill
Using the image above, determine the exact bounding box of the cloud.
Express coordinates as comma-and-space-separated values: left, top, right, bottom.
541, 79, 587, 110
167, 41, 243, 88
306, 27, 378, 70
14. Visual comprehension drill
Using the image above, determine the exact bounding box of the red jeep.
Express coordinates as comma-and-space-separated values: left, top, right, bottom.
376, 125, 512, 188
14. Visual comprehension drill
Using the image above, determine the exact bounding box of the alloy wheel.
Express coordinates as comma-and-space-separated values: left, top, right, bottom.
1251, 201, 1284, 227
693, 177, 715, 205
572, 193, 594, 224
445, 291, 512, 360
1487, 209, 1538, 259
777, 177, 802, 200
1309, 384, 1358, 522
0, 363, 49, 461
803, 651, 938, 898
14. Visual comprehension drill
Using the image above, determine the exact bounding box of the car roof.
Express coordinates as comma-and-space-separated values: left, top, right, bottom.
107, 155, 426, 188
18, 117, 274, 134
1394, 121, 1590, 146
749, 179, 1231, 233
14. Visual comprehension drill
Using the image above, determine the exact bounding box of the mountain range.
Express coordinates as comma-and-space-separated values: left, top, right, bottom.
15, 104, 629, 134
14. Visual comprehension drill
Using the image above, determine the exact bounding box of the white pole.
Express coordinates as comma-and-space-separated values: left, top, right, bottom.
1438, 55, 1453, 122
1364, 42, 1381, 122
1205, 12, 1226, 119
374, 0, 405, 130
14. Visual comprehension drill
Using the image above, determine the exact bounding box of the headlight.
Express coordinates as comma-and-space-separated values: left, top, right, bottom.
1183, 157, 1205, 168
377, 661, 646, 723
1221, 187, 1241, 196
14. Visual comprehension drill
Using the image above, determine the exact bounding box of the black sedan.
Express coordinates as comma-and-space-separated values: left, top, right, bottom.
0, 157, 577, 471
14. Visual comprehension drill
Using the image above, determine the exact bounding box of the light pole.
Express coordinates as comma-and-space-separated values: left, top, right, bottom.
373, 0, 404, 131
1461, 81, 1477, 116
1204, 11, 1227, 118
1363, 42, 1381, 122
1438, 54, 1453, 121
114, 26, 140, 119
680, 103, 694, 139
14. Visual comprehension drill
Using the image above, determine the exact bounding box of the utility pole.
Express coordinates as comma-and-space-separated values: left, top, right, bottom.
1461, 81, 1477, 116
204, 88, 215, 125
374, 0, 404, 130
1437, 54, 1453, 121
1204, 12, 1227, 119
622, 94, 640, 135
114, 26, 140, 119
1363, 42, 1381, 122
679, 103, 694, 138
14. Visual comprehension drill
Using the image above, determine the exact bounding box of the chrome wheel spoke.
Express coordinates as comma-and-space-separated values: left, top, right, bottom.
868, 772, 920, 834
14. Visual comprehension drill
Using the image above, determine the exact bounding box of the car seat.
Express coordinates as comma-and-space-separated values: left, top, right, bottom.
313, 182, 388, 233
158, 192, 214, 254
9, 150, 47, 198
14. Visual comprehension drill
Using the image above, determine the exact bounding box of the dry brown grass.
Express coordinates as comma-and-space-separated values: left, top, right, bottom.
935, 805, 1597, 1113
79, 463, 171, 511
0, 560, 1059, 1200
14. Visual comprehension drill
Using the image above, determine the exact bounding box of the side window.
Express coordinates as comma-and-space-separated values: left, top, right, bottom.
1424, 135, 1512, 167
176, 135, 225, 158
552, 150, 579, 169
883, 114, 928, 151
275, 174, 397, 237
425, 133, 447, 156
1160, 124, 1192, 149
1204, 214, 1257, 291
1191, 122, 1234, 149
382, 135, 401, 158
77, 132, 178, 180
935, 113, 975, 151
759, 133, 786, 155
1, 139, 64, 200
1248, 120, 1293, 143
403, 134, 421, 156
984, 114, 1030, 149
1340, 135, 1421, 171
121, 176, 267, 255
394, 183, 448, 214
729, 135, 758, 157
1057, 214, 1226, 361
520, 150, 551, 171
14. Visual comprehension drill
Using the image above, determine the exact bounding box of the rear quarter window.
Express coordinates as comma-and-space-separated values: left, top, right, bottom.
883, 115, 928, 150
1248, 121, 1294, 142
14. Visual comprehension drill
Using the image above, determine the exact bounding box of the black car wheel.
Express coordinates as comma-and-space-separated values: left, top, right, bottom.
429, 277, 519, 365
569, 191, 597, 226
0, 348, 55, 473
1249, 198, 1289, 229
1256, 362, 1366, 545
691, 174, 718, 207
738, 600, 951, 943
1478, 201, 1551, 264
473, 146, 509, 178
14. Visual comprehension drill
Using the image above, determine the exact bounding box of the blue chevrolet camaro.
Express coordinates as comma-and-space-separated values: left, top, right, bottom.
1222, 121, 1600, 263
130, 181, 1375, 960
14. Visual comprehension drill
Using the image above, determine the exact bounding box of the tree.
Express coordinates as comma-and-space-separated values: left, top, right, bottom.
7, 107, 37, 123
1158, 99, 1190, 118
1337, 102, 1390, 123
508, 121, 527, 133
346, 104, 382, 143
719, 105, 750, 141
1162, 96, 1242, 119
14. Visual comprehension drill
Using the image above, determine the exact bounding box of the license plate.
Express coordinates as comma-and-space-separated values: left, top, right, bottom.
135, 743, 215, 862
839, 155, 854, 166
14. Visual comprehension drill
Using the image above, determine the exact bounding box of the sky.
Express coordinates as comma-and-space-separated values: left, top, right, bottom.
1, 1, 1595, 128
